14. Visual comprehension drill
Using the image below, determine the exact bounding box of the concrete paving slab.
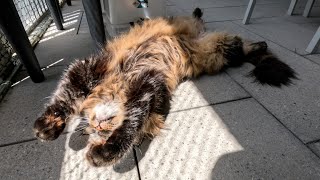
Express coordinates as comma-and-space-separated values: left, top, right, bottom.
34, 33, 95, 68
167, 3, 289, 22
205, 21, 320, 143
0, 66, 66, 145
168, 0, 289, 10
136, 99, 320, 179
170, 73, 250, 112
233, 17, 320, 55
0, 138, 65, 180
305, 53, 320, 65
78, 14, 90, 34
204, 3, 288, 22
0, 132, 138, 180
309, 142, 320, 158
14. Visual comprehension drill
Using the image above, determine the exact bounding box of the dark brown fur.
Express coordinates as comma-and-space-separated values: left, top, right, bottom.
34, 8, 296, 166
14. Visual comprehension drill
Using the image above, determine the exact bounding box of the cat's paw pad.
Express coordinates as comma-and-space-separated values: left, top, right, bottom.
33, 114, 65, 141
249, 41, 268, 52
86, 144, 119, 167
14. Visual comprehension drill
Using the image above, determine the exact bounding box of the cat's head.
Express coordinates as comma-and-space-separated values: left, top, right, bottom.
80, 92, 126, 141
33, 104, 66, 141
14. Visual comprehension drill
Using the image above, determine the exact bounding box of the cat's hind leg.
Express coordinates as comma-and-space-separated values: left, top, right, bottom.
243, 41, 297, 86
193, 32, 297, 86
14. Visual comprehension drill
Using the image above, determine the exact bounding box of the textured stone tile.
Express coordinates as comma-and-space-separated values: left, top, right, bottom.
136, 99, 320, 179
59, 132, 139, 180
0, 132, 138, 180
206, 21, 320, 143
170, 73, 249, 112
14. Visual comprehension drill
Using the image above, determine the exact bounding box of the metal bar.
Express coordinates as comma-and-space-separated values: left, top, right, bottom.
100, 0, 105, 13
0, 0, 44, 83
306, 26, 320, 53
40, 0, 48, 11
55, 0, 64, 23
82, 0, 106, 50
74, 11, 84, 35
37, 0, 46, 12
287, 0, 298, 15
303, 0, 315, 17
66, 0, 72, 6
243, 0, 256, 25
45, 0, 64, 30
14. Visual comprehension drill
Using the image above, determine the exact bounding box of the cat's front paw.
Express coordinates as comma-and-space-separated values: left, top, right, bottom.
86, 143, 121, 167
33, 113, 65, 141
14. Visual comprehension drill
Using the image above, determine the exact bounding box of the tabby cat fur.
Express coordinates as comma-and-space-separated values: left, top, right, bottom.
33, 8, 296, 166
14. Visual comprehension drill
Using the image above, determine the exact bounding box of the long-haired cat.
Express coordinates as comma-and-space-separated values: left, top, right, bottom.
33, 8, 296, 166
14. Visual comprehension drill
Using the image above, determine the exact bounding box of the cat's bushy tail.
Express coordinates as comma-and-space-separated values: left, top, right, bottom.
193, 7, 203, 19
244, 42, 297, 87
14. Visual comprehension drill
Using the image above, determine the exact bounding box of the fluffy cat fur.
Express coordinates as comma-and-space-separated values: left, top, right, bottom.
33, 8, 296, 166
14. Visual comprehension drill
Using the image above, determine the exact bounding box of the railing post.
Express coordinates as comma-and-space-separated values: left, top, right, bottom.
56, 0, 64, 23
243, 0, 256, 25
45, 0, 64, 30
82, 0, 106, 50
0, 0, 44, 83
66, 0, 72, 6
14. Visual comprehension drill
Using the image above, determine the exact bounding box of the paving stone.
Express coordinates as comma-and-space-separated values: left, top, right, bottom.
206, 21, 320, 143
168, 0, 288, 10
305, 54, 320, 65
0, 132, 138, 180
309, 142, 320, 158
136, 99, 320, 179
34, 33, 95, 68
233, 17, 320, 55
0, 66, 66, 145
170, 73, 250, 112
167, 2, 290, 22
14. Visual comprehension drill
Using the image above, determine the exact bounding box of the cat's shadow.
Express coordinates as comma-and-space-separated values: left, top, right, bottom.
115, 96, 171, 173
68, 131, 89, 151
66, 126, 138, 173
66, 122, 153, 173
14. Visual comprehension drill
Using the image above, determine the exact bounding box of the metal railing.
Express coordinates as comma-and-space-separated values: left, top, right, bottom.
14, 0, 49, 34
0, 0, 65, 100
0, 0, 65, 82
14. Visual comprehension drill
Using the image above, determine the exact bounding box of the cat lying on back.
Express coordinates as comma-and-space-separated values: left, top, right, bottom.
33, 8, 296, 166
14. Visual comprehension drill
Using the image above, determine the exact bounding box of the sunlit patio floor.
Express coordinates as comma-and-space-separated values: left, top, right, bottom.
1, 0, 320, 179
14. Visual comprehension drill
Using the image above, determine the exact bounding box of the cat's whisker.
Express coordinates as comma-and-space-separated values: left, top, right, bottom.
74, 127, 87, 132
75, 125, 89, 129
43, 96, 52, 100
